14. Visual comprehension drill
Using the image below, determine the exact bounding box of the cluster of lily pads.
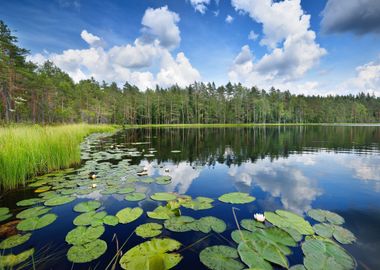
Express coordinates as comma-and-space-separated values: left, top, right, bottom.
0, 134, 357, 270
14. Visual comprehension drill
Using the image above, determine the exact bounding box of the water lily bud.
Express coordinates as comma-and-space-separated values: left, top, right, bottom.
165, 168, 169, 173
92, 183, 97, 188
254, 213, 266, 222
91, 174, 97, 179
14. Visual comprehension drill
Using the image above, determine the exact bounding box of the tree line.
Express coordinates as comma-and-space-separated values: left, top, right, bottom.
1, 20, 380, 125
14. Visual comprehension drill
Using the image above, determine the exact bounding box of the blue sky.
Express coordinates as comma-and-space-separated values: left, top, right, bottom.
1, 0, 380, 95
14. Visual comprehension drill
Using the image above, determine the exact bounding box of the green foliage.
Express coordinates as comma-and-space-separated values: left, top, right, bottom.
124, 192, 146, 201
73, 211, 107, 226
0, 207, 12, 222
65, 225, 105, 245
116, 207, 143, 224
73, 200, 101, 213
0, 248, 34, 267
164, 216, 196, 232
307, 209, 344, 225
119, 238, 182, 270
16, 206, 51, 219
313, 223, 356, 244
135, 223, 163, 238
17, 213, 57, 231
199, 245, 245, 270
147, 205, 178, 220
44, 195, 75, 206
150, 192, 177, 201
218, 192, 255, 204
0, 233, 31, 249
67, 239, 107, 263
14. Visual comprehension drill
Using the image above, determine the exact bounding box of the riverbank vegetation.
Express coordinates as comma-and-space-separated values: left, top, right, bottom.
0, 124, 117, 189
1, 20, 380, 125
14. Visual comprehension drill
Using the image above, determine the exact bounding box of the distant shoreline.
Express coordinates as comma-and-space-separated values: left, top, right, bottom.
124, 123, 380, 128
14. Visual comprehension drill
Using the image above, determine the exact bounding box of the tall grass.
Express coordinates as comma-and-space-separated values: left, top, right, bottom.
0, 124, 117, 189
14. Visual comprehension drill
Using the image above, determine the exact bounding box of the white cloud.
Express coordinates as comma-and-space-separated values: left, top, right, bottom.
27, 6, 201, 89
190, 0, 211, 14
80, 30, 104, 47
225, 15, 234, 23
230, 0, 326, 88
248, 30, 258, 41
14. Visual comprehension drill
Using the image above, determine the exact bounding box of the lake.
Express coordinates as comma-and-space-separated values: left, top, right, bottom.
1, 126, 380, 270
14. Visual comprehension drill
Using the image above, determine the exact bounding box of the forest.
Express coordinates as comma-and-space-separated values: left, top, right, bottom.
1, 20, 380, 125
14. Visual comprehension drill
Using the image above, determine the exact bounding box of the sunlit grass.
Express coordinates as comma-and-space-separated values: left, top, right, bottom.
0, 124, 117, 189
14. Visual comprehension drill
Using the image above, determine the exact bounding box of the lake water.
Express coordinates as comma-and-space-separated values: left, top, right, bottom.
1, 126, 380, 270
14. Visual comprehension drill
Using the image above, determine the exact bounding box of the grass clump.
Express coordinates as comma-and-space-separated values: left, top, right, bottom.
0, 124, 117, 189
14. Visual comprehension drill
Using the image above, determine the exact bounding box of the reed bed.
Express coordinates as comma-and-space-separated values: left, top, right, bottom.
0, 124, 117, 189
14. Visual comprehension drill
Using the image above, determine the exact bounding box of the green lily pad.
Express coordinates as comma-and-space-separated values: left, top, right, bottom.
196, 216, 226, 233
150, 192, 177, 201
16, 198, 44, 207
156, 176, 172, 185
73, 211, 107, 226
218, 192, 255, 204
100, 187, 118, 195
116, 207, 143, 224
0, 233, 32, 249
0, 207, 12, 222
44, 196, 76, 206
74, 200, 101, 213
67, 239, 107, 263
17, 213, 57, 231
238, 239, 288, 269
0, 248, 34, 267
231, 230, 255, 244
16, 206, 51, 219
140, 177, 155, 184
147, 206, 178, 220
164, 216, 196, 232
125, 192, 146, 201
308, 209, 345, 225
199, 245, 245, 270
290, 265, 307, 270
302, 237, 356, 270
65, 225, 105, 245
39, 191, 59, 199
313, 223, 356, 244
119, 238, 182, 270
34, 185, 51, 193
135, 223, 163, 238
182, 197, 214, 210
264, 210, 314, 237
29, 179, 48, 187
103, 215, 119, 226
241, 219, 266, 231
118, 187, 135, 194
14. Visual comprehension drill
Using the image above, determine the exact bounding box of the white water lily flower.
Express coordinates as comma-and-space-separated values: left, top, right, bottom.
91, 183, 97, 188
91, 174, 97, 180
143, 167, 148, 172
254, 213, 266, 222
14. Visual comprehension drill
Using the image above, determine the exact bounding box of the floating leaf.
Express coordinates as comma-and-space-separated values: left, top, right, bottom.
66, 225, 105, 245
100, 187, 118, 195
118, 187, 135, 194
0, 233, 32, 249
199, 245, 244, 270
308, 209, 344, 225
67, 239, 107, 263
0, 207, 12, 222
74, 200, 101, 213
103, 215, 119, 226
302, 237, 356, 270
16, 206, 51, 220
135, 223, 163, 238
164, 216, 196, 232
16, 198, 44, 207
125, 192, 146, 201
17, 213, 57, 231
140, 177, 155, 184
147, 206, 177, 220
119, 238, 182, 270
116, 207, 143, 224
156, 176, 172, 185
0, 248, 34, 267
150, 192, 177, 201
265, 210, 314, 237
241, 219, 266, 231
313, 223, 356, 244
218, 192, 255, 204
181, 197, 214, 210
73, 211, 107, 226
290, 265, 307, 270
34, 186, 51, 193
196, 216, 226, 233
44, 196, 75, 206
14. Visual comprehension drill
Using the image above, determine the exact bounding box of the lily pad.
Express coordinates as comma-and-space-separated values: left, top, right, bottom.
17, 213, 57, 231
16, 206, 51, 219
0, 233, 32, 249
140, 177, 155, 184
313, 223, 356, 244
218, 192, 255, 204
147, 206, 178, 220
34, 185, 51, 193
199, 245, 244, 270
241, 219, 266, 231
164, 216, 196, 232
0, 207, 12, 222
125, 192, 146, 201
119, 238, 182, 270
308, 209, 344, 225
264, 210, 314, 237
116, 207, 143, 224
196, 216, 226, 233
156, 176, 172, 185
16, 198, 44, 207
103, 215, 119, 226
181, 197, 214, 210
100, 187, 118, 195
135, 223, 163, 238
0, 248, 34, 267
151, 192, 177, 201
66, 225, 105, 245
73, 211, 107, 226
118, 187, 135, 194
74, 200, 101, 213
302, 237, 356, 270
44, 196, 76, 206
67, 239, 107, 263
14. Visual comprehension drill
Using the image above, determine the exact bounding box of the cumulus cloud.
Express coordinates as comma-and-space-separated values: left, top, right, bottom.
190, 0, 211, 14
321, 0, 380, 35
27, 6, 201, 89
225, 15, 234, 23
248, 30, 258, 41
230, 0, 326, 87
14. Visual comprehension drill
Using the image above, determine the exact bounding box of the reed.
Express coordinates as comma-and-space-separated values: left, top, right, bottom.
0, 124, 117, 189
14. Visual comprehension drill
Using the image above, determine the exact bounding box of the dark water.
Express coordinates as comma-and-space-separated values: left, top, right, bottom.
1, 126, 380, 270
